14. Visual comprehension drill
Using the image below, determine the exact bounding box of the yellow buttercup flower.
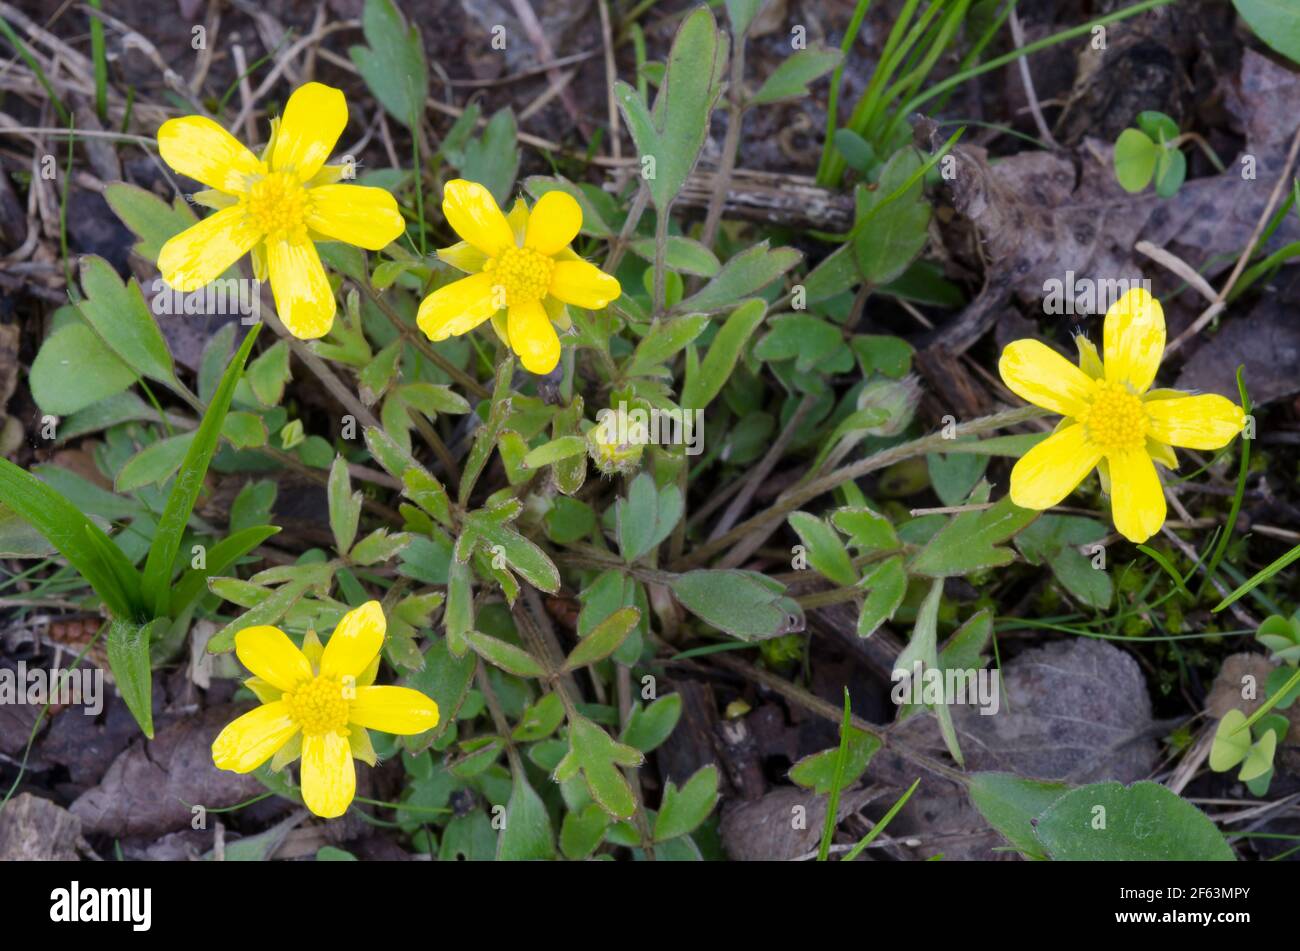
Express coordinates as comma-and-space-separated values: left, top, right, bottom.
212, 601, 438, 819
418, 180, 621, 375
998, 287, 1245, 543
157, 82, 405, 339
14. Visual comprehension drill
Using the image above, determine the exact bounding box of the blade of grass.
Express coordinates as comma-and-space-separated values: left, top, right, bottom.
843, 777, 921, 861
141, 323, 261, 617
1200, 368, 1252, 598
817, 688, 854, 861
88, 0, 108, 120
0, 14, 71, 125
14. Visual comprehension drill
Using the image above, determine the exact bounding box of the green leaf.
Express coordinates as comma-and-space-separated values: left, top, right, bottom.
29, 321, 138, 415
207, 579, 309, 654
451, 107, 520, 206
677, 243, 801, 314
76, 256, 175, 386
613, 6, 723, 211
404, 637, 476, 742
170, 525, 280, 618
106, 617, 166, 737
560, 802, 610, 860
466, 512, 562, 594
0, 457, 141, 619
926, 450, 988, 506
104, 182, 197, 263
1232, 0, 1300, 66
616, 472, 683, 563
327, 456, 362, 555
1153, 145, 1186, 199
554, 714, 644, 819
464, 629, 547, 678
1136, 110, 1179, 141
348, 528, 412, 565
522, 435, 586, 470
496, 762, 555, 860
628, 236, 721, 277
852, 147, 931, 286
670, 569, 803, 641
564, 606, 640, 671
141, 323, 260, 618
654, 765, 719, 841
832, 506, 899, 554
1238, 729, 1277, 783
1113, 127, 1158, 193
222, 411, 267, 449
967, 772, 1069, 860
681, 299, 766, 410
524, 176, 615, 236
1014, 515, 1111, 610
115, 432, 195, 492
444, 556, 473, 656
789, 728, 881, 794
620, 694, 682, 753
512, 692, 565, 742
349, 0, 428, 128
1209, 709, 1252, 772
753, 313, 842, 371
788, 511, 856, 586
908, 494, 1037, 577
626, 315, 709, 376
1033, 781, 1235, 861
749, 46, 842, 106
856, 556, 906, 637
245, 340, 290, 406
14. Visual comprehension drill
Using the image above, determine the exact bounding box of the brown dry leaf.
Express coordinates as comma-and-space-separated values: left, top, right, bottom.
869, 638, 1159, 860
0, 793, 83, 860
936, 50, 1300, 357
70, 703, 265, 838
1206, 652, 1275, 719
719, 786, 879, 861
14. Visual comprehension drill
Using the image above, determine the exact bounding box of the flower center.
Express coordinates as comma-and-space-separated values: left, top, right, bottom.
485, 247, 553, 305
242, 171, 311, 242
286, 675, 350, 736
1082, 380, 1148, 452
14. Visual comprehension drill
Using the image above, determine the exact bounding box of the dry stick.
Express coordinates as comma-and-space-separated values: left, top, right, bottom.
699, 24, 746, 250
229, 19, 359, 134
1009, 8, 1058, 150
1135, 240, 1217, 304
359, 281, 491, 400
598, 0, 620, 162
1166, 125, 1300, 356
508, 0, 589, 135
679, 405, 1049, 571
707, 393, 816, 541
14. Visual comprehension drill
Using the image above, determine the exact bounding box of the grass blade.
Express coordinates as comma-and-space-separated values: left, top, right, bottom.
843, 777, 921, 861
141, 323, 261, 617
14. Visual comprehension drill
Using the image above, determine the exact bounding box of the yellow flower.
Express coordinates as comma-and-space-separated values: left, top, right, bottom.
418, 180, 621, 375
157, 82, 405, 339
211, 601, 438, 819
998, 288, 1245, 543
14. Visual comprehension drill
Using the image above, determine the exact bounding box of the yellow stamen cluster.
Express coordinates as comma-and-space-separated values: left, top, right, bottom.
286, 675, 350, 736
1082, 380, 1148, 452
486, 247, 553, 305
242, 171, 311, 242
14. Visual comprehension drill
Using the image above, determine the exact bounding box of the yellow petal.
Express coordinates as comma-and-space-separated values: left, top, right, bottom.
1147, 437, 1178, 469
244, 676, 283, 704
1108, 447, 1166, 543
302, 629, 324, 671
416, 272, 499, 341
508, 299, 561, 374
1103, 287, 1165, 394
193, 189, 237, 210
549, 260, 621, 310
271, 82, 347, 181
1146, 393, 1244, 450
998, 340, 1095, 418
349, 685, 440, 735
300, 731, 355, 818
442, 179, 514, 256
506, 197, 530, 245
235, 625, 313, 691
348, 726, 377, 766
357, 651, 381, 688
321, 600, 386, 679
212, 701, 299, 773
306, 184, 405, 250
251, 241, 269, 282
270, 732, 303, 771
437, 241, 488, 273
157, 115, 263, 194
268, 237, 335, 339
158, 206, 261, 291
525, 190, 582, 255
1009, 423, 1102, 509
1075, 334, 1103, 379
